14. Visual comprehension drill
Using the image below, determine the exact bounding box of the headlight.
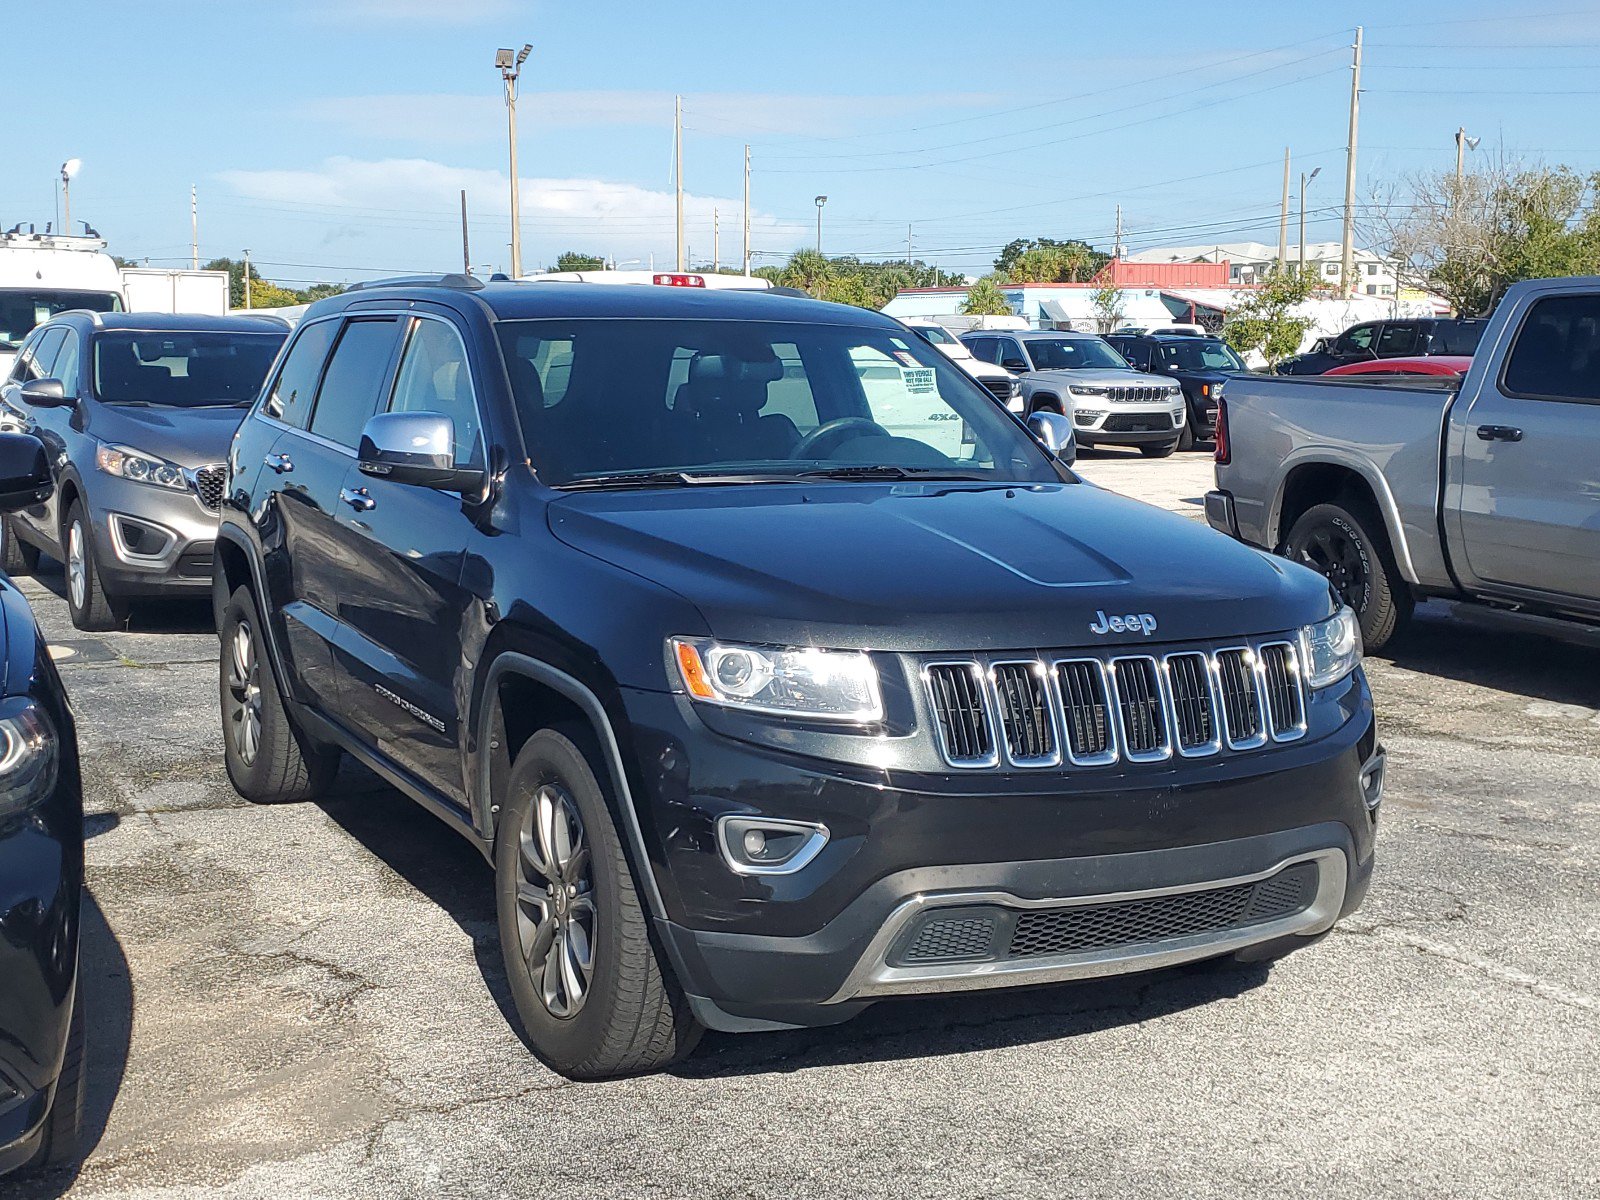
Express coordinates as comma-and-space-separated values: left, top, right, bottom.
670, 638, 884, 722
1068, 385, 1108, 397
1299, 607, 1362, 689
0, 699, 58, 818
96, 443, 188, 491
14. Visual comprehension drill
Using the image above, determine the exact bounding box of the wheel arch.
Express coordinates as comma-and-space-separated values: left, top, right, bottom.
1270, 452, 1418, 584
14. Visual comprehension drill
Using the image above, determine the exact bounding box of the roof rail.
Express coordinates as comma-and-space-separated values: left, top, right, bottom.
344, 273, 484, 293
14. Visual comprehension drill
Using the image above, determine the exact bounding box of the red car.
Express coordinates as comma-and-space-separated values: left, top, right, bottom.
1324, 355, 1473, 378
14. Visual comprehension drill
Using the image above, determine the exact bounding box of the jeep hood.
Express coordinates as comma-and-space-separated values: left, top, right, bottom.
548, 482, 1329, 652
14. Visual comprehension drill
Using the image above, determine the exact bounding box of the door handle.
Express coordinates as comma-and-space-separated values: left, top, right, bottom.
264, 452, 295, 473
339, 486, 376, 513
1475, 425, 1523, 442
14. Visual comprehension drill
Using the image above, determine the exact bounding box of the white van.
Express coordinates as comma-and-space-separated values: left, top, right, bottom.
0, 232, 124, 374
525, 269, 774, 291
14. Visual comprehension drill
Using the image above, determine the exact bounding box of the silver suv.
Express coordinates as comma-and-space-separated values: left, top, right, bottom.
962, 330, 1186, 458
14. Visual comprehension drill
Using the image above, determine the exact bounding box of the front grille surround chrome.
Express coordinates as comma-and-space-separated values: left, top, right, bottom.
926, 636, 1311, 770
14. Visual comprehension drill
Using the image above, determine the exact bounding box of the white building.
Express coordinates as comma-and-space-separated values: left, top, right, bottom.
1124, 241, 1399, 297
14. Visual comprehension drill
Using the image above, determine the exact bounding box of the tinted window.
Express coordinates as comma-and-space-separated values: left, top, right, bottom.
1502, 294, 1600, 402
24, 328, 65, 383
1432, 321, 1486, 355
1376, 324, 1419, 356
387, 318, 482, 466
93, 331, 284, 406
266, 319, 338, 427
914, 325, 956, 346
965, 337, 998, 364
0, 289, 120, 352
497, 318, 1056, 487
1157, 339, 1245, 372
1337, 325, 1377, 354
310, 318, 400, 447
52, 330, 81, 396
1022, 337, 1127, 371
997, 338, 1028, 367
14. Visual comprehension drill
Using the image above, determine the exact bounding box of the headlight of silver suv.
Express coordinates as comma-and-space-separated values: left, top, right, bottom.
671, 638, 884, 722
0, 699, 59, 818
1067, 384, 1108, 397
96, 442, 189, 492
1299, 606, 1362, 689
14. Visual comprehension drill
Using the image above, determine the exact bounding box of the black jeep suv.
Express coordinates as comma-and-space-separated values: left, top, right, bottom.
215, 277, 1381, 1078
1104, 330, 1246, 451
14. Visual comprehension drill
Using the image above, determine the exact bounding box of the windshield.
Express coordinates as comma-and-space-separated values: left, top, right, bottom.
1157, 339, 1246, 372
93, 331, 286, 406
497, 318, 1063, 487
913, 324, 956, 346
1024, 337, 1128, 371
0, 289, 121, 351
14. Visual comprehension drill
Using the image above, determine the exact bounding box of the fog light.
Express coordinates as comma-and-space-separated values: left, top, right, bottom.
716, 815, 829, 876
1361, 748, 1386, 815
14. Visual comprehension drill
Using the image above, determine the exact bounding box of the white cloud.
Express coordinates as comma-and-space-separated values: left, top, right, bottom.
299, 89, 1006, 143
217, 156, 806, 267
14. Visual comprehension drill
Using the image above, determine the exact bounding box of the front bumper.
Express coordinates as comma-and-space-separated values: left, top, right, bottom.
1073, 405, 1187, 446
621, 679, 1379, 1031
86, 470, 221, 596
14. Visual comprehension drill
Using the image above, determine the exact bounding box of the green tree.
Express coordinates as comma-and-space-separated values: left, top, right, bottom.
554, 251, 606, 272
994, 237, 1108, 281
1223, 266, 1317, 366
960, 276, 1013, 317
762, 249, 962, 309
1090, 283, 1125, 334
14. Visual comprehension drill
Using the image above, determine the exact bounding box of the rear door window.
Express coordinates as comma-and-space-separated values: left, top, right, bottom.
1501, 294, 1600, 403
308, 318, 402, 447
266, 319, 339, 428
1376, 324, 1419, 356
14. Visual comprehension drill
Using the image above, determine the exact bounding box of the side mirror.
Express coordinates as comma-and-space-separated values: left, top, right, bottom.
356, 411, 483, 492
19, 379, 72, 408
1001, 358, 1029, 373
0, 432, 53, 512
1027, 410, 1077, 466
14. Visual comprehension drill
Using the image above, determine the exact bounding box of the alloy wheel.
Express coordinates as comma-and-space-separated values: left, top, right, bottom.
67, 521, 87, 611
514, 782, 595, 1018
1295, 522, 1366, 611
224, 618, 263, 765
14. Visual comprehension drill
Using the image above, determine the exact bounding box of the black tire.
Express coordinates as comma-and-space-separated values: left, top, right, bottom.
1283, 500, 1414, 651
1, 517, 40, 576
218, 584, 339, 804
495, 727, 701, 1079
23, 988, 85, 1173
63, 502, 127, 631
1140, 440, 1179, 459
1178, 420, 1196, 452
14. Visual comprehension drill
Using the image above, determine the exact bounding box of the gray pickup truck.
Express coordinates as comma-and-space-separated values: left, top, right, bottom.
1207, 276, 1600, 650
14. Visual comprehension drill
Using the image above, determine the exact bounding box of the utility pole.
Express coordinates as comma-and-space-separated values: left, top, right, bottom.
674, 95, 685, 271
1340, 25, 1362, 299
190, 185, 199, 269
742, 143, 751, 275
497, 44, 532, 278
1278, 147, 1291, 268
242, 248, 252, 309
1300, 167, 1321, 272
907, 223, 913, 260
713, 207, 720, 271
460, 190, 472, 274
1114, 204, 1124, 258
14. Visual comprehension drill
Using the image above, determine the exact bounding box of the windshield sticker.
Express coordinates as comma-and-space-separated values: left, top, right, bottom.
899, 366, 936, 395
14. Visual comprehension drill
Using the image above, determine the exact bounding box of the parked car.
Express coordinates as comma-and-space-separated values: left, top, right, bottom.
1324, 355, 1472, 378
1208, 277, 1600, 650
214, 277, 1378, 1079
1275, 317, 1486, 375
0, 432, 85, 1178
1105, 331, 1246, 450
0, 312, 288, 629
961, 329, 1187, 457
903, 320, 1022, 412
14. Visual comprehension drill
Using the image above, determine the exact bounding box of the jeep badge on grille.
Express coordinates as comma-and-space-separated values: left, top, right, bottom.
1089, 610, 1158, 636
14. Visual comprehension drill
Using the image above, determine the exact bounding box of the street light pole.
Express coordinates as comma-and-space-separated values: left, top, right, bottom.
814, 195, 827, 255
60, 159, 80, 237
1299, 167, 1321, 273
496, 44, 532, 279
1455, 126, 1480, 191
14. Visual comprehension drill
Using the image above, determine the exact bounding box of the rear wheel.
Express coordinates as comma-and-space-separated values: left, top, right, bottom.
219, 584, 339, 803
495, 727, 701, 1079
63, 502, 127, 631
0, 517, 39, 576
1140, 440, 1179, 459
1283, 500, 1413, 651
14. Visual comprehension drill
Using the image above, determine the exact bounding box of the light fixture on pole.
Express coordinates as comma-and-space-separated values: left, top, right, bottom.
1299, 167, 1322, 272
814, 195, 828, 255
60, 159, 81, 236
496, 43, 533, 278
1455, 127, 1480, 190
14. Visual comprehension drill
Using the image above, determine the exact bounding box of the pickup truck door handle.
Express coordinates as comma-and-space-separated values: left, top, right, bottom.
264, 452, 295, 473
1476, 425, 1524, 443
339, 486, 376, 513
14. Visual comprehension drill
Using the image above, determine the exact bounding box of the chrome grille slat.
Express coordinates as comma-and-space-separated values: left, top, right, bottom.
927, 639, 1309, 768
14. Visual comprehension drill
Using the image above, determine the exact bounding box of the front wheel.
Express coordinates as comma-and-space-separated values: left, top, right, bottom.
495, 728, 701, 1079
0, 516, 40, 576
1178, 421, 1196, 452
63, 502, 128, 631
1283, 501, 1413, 651
1140, 440, 1179, 459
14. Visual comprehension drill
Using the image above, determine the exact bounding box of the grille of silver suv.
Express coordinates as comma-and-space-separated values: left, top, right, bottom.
192, 464, 228, 511
924, 639, 1307, 769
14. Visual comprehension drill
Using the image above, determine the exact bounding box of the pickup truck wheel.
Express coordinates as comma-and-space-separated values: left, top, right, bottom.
1140, 440, 1179, 459
63, 502, 128, 631
1, 517, 40, 576
1283, 502, 1413, 651
218, 585, 340, 803
496, 727, 701, 1079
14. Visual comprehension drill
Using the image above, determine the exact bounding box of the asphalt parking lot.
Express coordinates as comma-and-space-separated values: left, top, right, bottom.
12, 447, 1599, 1199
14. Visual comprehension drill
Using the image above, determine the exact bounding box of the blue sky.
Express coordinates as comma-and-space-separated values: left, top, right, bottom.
6, 0, 1599, 285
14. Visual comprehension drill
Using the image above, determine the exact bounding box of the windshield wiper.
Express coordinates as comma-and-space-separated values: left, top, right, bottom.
798, 464, 988, 481
558, 469, 811, 491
